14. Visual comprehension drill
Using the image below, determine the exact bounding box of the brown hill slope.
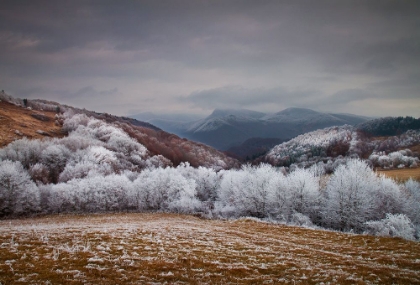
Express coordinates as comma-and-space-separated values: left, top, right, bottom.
0, 100, 63, 147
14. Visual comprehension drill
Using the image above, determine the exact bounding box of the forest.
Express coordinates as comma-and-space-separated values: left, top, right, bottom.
1, 110, 419, 241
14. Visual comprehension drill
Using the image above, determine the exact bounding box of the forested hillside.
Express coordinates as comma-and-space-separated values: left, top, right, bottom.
264, 125, 420, 171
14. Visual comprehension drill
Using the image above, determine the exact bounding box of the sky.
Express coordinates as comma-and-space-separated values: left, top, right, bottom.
0, 0, 419, 118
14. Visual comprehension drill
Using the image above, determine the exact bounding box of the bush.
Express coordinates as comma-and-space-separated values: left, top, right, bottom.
365, 214, 415, 240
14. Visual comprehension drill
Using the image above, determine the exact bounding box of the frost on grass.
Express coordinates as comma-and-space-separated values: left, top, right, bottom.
0, 213, 420, 284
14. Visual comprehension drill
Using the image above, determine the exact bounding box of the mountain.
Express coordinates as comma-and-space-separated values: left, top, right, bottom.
158, 107, 371, 151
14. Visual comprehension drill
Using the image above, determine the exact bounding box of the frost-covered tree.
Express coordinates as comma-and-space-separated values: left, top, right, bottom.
132, 167, 200, 213
216, 164, 278, 218
324, 159, 377, 232
365, 214, 415, 240
403, 179, 420, 233
176, 163, 219, 203
0, 160, 39, 216
286, 168, 321, 222
29, 163, 50, 184
372, 176, 403, 220
0, 138, 45, 169
41, 144, 71, 183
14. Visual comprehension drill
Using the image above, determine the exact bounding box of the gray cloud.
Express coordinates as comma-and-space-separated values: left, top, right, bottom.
182, 86, 324, 111
0, 0, 419, 117
328, 89, 376, 105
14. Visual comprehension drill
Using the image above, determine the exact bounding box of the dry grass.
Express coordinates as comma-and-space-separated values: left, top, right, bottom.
1, 213, 419, 284
377, 167, 420, 182
0, 100, 63, 147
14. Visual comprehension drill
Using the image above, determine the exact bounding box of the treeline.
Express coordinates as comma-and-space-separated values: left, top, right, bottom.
1, 158, 419, 239
357, 116, 420, 136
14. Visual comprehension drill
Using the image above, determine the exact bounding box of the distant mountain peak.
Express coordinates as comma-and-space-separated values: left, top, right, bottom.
278, 107, 321, 114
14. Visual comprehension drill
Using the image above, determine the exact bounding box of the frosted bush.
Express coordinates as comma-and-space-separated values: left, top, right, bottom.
0, 160, 40, 216
290, 213, 313, 227
365, 214, 415, 240
324, 159, 378, 232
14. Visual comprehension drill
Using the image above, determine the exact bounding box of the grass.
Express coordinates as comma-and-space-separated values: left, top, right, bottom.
0, 100, 63, 147
1, 213, 420, 284
377, 167, 420, 182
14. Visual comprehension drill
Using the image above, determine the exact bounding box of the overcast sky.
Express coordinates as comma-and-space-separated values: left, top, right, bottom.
1, 0, 419, 117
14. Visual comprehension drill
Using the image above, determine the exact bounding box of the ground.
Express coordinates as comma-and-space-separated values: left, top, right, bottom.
1, 213, 419, 284
0, 100, 63, 147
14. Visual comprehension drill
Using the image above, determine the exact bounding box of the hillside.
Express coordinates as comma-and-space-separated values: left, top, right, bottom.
264, 124, 420, 172
0, 99, 64, 147
1, 213, 420, 284
0, 92, 239, 170
226, 137, 286, 161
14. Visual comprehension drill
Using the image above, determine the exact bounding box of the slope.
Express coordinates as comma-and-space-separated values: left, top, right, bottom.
0, 92, 239, 169
263, 123, 420, 172
0, 99, 64, 147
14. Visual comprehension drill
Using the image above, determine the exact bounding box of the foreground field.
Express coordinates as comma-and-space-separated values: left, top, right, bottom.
1, 213, 420, 284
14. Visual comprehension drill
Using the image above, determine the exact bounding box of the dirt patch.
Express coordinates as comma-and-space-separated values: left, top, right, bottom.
0, 100, 64, 147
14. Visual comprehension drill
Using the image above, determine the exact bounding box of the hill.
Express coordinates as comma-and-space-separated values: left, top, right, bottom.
0, 92, 239, 170
1, 213, 420, 284
263, 124, 420, 173
225, 137, 286, 161
0, 99, 65, 147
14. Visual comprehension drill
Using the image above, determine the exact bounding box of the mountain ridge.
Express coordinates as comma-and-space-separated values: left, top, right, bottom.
139, 107, 372, 150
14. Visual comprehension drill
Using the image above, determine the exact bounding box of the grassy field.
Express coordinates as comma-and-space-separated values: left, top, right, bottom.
1, 213, 420, 284
377, 167, 420, 182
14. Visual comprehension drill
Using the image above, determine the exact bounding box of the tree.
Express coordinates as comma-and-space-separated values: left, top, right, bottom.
324, 159, 377, 232
41, 144, 71, 183
217, 164, 277, 218
0, 160, 40, 216
286, 168, 321, 222
365, 214, 415, 240
132, 168, 200, 213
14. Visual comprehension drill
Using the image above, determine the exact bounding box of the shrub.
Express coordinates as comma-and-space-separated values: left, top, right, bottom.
365, 214, 415, 240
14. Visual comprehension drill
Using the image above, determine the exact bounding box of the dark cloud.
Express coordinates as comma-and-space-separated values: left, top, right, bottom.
0, 0, 419, 117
